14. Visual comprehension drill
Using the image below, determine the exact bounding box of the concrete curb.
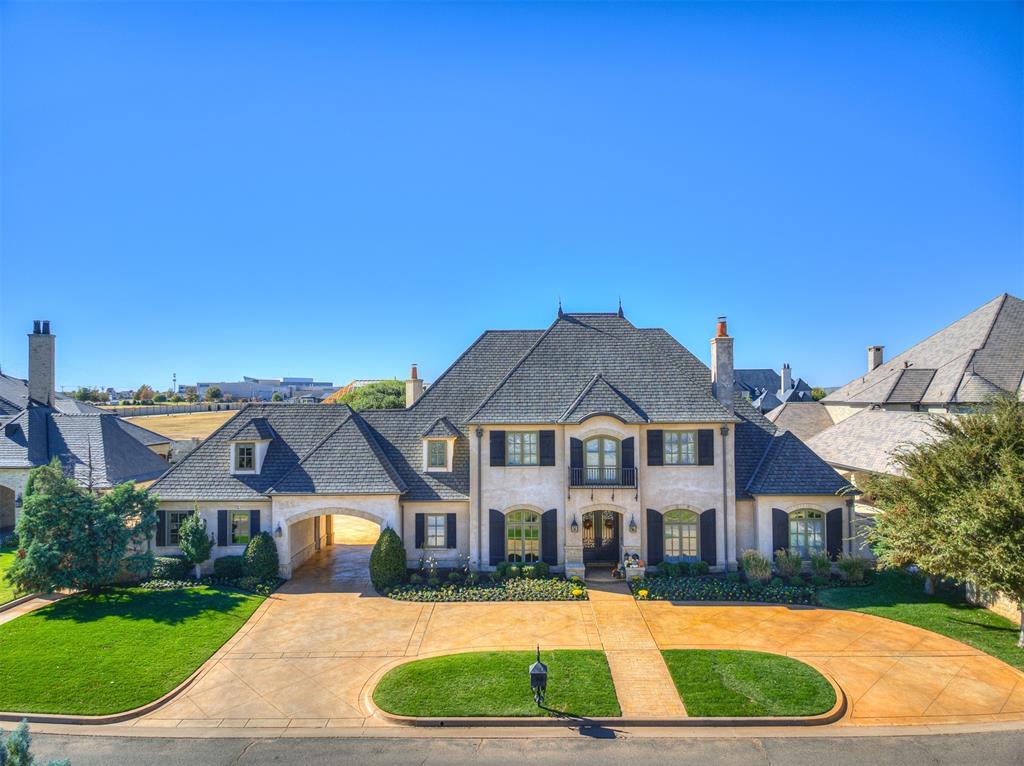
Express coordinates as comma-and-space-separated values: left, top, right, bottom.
0, 593, 41, 614
358, 649, 848, 729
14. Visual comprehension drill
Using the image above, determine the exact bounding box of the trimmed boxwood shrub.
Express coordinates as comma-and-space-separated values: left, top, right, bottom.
214, 555, 245, 578
370, 527, 406, 592
151, 555, 190, 580
243, 532, 279, 579
388, 577, 588, 603
630, 575, 816, 605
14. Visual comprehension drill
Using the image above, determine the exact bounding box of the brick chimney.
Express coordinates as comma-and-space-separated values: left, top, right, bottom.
405, 363, 424, 408
710, 316, 734, 412
780, 362, 792, 395
867, 345, 884, 373
28, 320, 55, 407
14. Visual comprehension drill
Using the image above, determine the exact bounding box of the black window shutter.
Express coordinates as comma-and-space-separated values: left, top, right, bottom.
700, 508, 717, 565
570, 438, 583, 469
414, 513, 425, 548
217, 510, 228, 547
826, 508, 843, 560
697, 429, 714, 466
489, 509, 505, 565
249, 510, 260, 538
646, 509, 663, 565
772, 508, 789, 553
489, 431, 506, 466
541, 509, 557, 564
647, 430, 663, 466
539, 430, 556, 466
621, 437, 634, 469
446, 513, 457, 549
156, 510, 167, 547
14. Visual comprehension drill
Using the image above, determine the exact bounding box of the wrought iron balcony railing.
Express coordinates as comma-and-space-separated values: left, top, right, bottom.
569, 466, 637, 488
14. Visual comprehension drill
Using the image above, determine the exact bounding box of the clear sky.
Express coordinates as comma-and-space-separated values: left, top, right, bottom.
1, 1, 1021, 392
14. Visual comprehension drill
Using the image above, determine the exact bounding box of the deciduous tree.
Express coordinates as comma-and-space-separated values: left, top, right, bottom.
339, 380, 405, 411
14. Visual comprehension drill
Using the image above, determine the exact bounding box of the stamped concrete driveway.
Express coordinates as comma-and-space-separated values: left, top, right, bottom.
131, 545, 1024, 731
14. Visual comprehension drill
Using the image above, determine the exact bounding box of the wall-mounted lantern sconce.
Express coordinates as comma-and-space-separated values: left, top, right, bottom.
570, 515, 579, 534
628, 514, 638, 534
274, 523, 283, 539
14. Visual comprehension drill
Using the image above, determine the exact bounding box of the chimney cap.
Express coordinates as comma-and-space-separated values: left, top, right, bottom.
715, 316, 729, 338
410, 363, 418, 380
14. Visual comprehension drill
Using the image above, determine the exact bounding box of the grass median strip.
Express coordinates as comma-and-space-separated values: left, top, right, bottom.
0, 586, 264, 715
662, 649, 835, 717
818, 570, 1024, 673
373, 650, 621, 718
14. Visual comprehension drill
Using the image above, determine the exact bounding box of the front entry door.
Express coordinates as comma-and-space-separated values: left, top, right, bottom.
582, 511, 620, 563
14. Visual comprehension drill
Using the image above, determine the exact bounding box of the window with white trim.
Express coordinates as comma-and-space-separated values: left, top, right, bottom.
426, 514, 447, 548
664, 430, 697, 465
168, 511, 189, 546
506, 432, 539, 466
231, 511, 251, 545
788, 509, 824, 558
235, 443, 255, 471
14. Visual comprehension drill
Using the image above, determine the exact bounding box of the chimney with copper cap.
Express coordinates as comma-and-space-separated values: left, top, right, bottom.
405, 363, 424, 408
710, 316, 734, 411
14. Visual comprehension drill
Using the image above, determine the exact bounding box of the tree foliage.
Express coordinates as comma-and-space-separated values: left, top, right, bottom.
810, 387, 827, 401
134, 384, 155, 402
243, 532, 280, 579
204, 386, 223, 402
0, 720, 70, 766
864, 395, 1024, 645
7, 461, 158, 595
177, 507, 213, 578
69, 387, 108, 403
338, 380, 405, 411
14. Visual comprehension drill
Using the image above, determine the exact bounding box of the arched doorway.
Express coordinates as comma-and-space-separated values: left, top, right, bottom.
582, 510, 620, 563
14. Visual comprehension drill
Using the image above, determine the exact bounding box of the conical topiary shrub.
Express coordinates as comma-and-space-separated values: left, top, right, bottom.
369, 526, 407, 592
243, 531, 280, 580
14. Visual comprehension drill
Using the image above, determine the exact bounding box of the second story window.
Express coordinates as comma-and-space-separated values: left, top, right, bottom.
235, 443, 255, 471
506, 431, 539, 466
584, 436, 619, 483
427, 440, 447, 468
664, 431, 697, 465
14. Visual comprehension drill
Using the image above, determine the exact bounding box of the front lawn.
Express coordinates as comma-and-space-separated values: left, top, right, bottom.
818, 570, 1024, 673
0, 551, 17, 605
373, 650, 620, 717
662, 650, 836, 717
0, 586, 264, 715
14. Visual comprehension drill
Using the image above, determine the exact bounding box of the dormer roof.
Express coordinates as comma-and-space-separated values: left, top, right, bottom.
559, 374, 649, 424
229, 417, 277, 441
420, 417, 460, 439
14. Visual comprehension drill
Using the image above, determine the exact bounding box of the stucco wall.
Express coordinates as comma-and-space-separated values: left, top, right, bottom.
155, 499, 270, 571
0, 469, 29, 529
403, 501, 470, 567
752, 495, 850, 559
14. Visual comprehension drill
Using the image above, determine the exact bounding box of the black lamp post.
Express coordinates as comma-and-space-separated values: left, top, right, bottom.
529, 646, 548, 706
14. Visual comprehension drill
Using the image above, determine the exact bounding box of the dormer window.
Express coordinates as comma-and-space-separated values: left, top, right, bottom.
427, 440, 447, 469
235, 443, 255, 471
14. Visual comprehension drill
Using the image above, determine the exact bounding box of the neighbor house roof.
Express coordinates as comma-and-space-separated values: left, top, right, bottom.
824, 293, 1024, 406
806, 409, 941, 476
766, 401, 834, 442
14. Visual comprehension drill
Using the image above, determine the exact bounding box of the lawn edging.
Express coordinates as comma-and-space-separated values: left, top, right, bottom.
359, 649, 847, 728
0, 591, 276, 725
0, 592, 42, 614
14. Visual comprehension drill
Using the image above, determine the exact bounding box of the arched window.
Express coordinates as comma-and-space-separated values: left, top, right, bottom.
584, 436, 619, 484
506, 510, 541, 563
663, 510, 699, 561
789, 510, 824, 558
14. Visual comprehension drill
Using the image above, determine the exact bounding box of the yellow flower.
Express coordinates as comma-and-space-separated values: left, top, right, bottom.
571, 588, 584, 598
637, 589, 649, 599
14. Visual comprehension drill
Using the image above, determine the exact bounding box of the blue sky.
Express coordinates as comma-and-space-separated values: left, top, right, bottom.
2, 1, 1021, 392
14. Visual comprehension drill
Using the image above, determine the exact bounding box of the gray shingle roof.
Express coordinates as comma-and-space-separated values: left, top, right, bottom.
111, 417, 172, 447
747, 431, 851, 496
735, 369, 781, 395
468, 314, 736, 425
229, 417, 277, 441
269, 413, 406, 495
807, 409, 941, 475
751, 390, 782, 412
559, 374, 649, 424
420, 417, 461, 439
766, 401, 834, 442
825, 293, 1024, 406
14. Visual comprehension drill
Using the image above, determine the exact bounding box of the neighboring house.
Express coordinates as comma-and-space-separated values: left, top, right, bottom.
765, 401, 835, 442
735, 364, 815, 413
150, 308, 851, 579
0, 322, 171, 532
804, 292, 1024, 556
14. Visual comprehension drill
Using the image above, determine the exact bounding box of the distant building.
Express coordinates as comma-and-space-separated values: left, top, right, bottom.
188, 377, 336, 402
734, 364, 815, 413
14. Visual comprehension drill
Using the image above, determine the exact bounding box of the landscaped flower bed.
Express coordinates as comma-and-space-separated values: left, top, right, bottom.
141, 575, 282, 596
387, 576, 588, 602
630, 575, 817, 605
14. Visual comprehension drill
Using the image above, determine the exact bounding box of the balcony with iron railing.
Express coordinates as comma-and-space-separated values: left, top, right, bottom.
568, 466, 637, 488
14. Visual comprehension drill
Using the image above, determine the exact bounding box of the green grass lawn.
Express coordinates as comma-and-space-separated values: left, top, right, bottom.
0, 551, 17, 605
662, 650, 836, 717
373, 650, 621, 718
818, 571, 1024, 673
0, 586, 264, 715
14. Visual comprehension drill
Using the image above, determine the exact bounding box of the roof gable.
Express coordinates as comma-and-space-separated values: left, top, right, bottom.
747, 431, 851, 496
559, 374, 649, 424
420, 417, 461, 439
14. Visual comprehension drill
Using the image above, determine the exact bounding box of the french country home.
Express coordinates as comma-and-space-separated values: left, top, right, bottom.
148, 308, 851, 579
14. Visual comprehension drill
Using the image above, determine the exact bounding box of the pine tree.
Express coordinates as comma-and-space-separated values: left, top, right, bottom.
177, 506, 213, 579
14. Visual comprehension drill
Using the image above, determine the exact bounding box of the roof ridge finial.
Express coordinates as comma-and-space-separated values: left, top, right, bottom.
617, 297, 624, 318
557, 298, 563, 319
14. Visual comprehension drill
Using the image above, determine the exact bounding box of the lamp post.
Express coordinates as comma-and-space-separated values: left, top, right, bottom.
529, 646, 548, 706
